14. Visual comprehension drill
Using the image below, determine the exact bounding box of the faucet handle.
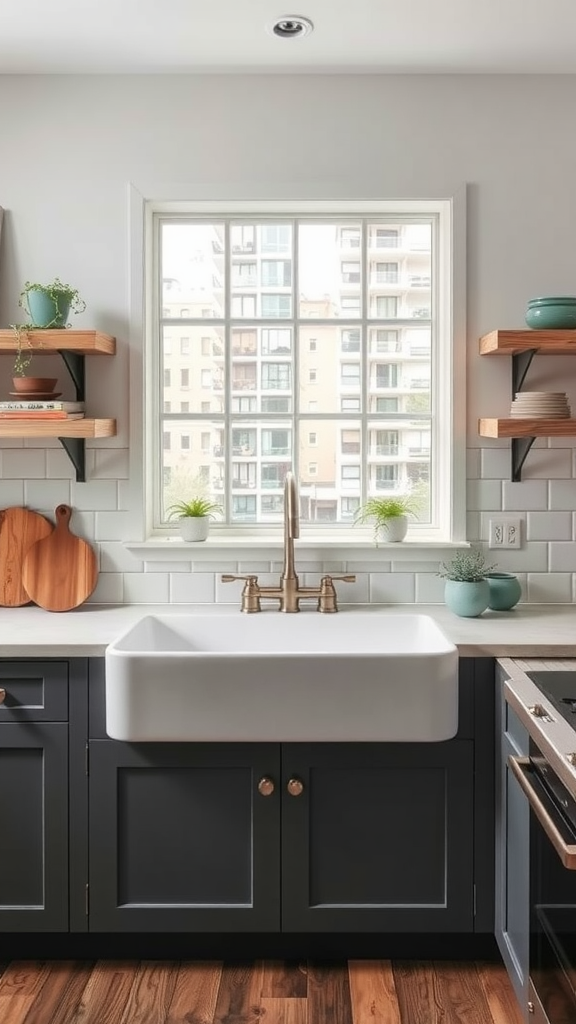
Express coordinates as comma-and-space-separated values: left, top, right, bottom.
221, 574, 261, 613
317, 574, 356, 614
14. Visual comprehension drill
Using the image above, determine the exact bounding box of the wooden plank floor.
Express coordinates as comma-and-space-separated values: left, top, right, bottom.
0, 960, 524, 1024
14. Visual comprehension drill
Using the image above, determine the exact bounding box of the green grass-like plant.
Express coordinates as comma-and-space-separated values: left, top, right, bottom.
166, 497, 223, 520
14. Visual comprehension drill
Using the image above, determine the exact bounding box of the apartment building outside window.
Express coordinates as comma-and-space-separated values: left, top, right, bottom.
149, 199, 461, 541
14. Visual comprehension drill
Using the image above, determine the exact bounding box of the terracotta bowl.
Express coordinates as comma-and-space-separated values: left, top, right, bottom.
11, 377, 58, 394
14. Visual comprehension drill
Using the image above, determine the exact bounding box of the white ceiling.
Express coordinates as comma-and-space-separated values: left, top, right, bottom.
1, 0, 576, 74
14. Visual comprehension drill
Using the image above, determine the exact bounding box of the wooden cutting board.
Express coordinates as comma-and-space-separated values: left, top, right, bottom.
0, 506, 54, 607
22, 504, 98, 612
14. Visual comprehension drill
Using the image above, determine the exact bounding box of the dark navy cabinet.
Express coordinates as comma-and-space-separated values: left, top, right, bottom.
494, 662, 530, 1011
0, 661, 69, 931
86, 659, 487, 935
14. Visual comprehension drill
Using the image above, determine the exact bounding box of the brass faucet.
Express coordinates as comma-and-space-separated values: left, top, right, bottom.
222, 471, 355, 613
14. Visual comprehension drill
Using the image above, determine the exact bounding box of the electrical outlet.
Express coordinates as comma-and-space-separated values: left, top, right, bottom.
488, 517, 522, 549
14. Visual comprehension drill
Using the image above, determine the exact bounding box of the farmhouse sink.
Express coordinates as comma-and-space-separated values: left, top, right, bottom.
105, 612, 459, 743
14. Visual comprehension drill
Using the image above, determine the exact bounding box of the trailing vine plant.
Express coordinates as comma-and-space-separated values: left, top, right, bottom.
10, 278, 86, 376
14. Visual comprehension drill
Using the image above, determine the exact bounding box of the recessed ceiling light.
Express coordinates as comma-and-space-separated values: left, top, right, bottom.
269, 15, 314, 40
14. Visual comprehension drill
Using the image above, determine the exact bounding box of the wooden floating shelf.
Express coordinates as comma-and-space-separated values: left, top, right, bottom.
0, 418, 116, 439
480, 329, 576, 355
0, 329, 115, 355
479, 418, 576, 439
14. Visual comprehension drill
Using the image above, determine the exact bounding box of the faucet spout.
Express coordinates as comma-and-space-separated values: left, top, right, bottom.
282, 471, 299, 582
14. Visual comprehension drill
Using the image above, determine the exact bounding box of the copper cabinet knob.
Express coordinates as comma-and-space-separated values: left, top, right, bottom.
287, 777, 304, 797
258, 776, 275, 797
0, 688, 5, 705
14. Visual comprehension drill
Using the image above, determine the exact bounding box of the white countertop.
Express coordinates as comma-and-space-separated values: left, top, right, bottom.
0, 603, 575, 658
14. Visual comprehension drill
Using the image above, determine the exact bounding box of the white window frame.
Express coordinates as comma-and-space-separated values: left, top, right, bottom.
128, 190, 466, 551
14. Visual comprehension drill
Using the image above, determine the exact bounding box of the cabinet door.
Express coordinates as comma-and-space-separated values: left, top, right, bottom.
281, 741, 474, 932
0, 723, 68, 931
494, 666, 530, 1012
88, 741, 281, 932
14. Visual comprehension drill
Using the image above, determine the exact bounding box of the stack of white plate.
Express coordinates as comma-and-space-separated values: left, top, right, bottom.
510, 392, 571, 418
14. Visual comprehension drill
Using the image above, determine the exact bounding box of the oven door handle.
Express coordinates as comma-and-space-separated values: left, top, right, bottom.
509, 756, 576, 870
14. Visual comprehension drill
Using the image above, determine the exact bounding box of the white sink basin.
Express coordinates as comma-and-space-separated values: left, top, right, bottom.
105, 612, 459, 743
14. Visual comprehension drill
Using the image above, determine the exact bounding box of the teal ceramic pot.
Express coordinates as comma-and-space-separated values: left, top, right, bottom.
444, 579, 490, 618
486, 572, 521, 611
26, 288, 71, 328
525, 297, 576, 329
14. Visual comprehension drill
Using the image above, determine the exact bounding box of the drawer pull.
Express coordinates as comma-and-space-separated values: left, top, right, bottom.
0, 688, 5, 705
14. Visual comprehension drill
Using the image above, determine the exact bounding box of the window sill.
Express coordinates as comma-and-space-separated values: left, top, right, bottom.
124, 534, 468, 562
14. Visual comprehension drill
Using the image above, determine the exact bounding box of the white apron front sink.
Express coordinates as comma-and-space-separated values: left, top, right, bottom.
105, 612, 459, 743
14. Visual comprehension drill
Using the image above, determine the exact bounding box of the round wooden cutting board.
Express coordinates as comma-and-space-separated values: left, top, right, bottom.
21, 504, 98, 612
0, 506, 54, 607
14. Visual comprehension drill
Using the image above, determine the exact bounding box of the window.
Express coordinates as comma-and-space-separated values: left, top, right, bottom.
181, 435, 190, 450
150, 201, 459, 539
341, 363, 360, 386
262, 363, 291, 390
308, 462, 317, 475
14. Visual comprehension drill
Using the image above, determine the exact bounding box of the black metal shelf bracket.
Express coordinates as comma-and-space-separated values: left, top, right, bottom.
511, 349, 536, 397
511, 436, 536, 482
58, 437, 86, 483
57, 351, 85, 401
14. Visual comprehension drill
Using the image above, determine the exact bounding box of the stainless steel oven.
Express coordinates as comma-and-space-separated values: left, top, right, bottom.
505, 668, 576, 1024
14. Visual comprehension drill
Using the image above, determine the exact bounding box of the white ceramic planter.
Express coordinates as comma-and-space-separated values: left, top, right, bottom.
375, 515, 409, 543
178, 516, 210, 542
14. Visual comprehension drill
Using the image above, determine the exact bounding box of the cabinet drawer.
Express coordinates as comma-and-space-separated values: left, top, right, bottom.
0, 662, 68, 722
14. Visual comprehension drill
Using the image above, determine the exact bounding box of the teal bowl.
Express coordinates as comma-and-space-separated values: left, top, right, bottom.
527, 295, 576, 306
525, 303, 576, 329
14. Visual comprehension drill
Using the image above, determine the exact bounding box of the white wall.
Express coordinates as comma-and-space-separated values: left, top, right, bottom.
1, 74, 576, 605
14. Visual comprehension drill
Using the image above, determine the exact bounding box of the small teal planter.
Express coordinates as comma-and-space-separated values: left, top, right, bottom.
26, 288, 71, 328
444, 579, 490, 618
486, 572, 521, 611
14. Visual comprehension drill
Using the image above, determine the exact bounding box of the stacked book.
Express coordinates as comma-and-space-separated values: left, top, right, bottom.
0, 400, 86, 420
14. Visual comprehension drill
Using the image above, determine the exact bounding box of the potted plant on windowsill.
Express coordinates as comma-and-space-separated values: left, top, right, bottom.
166, 497, 223, 542
353, 493, 420, 543
438, 548, 498, 618
10, 278, 86, 395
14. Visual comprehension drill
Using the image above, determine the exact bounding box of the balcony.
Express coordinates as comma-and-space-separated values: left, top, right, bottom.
232, 379, 257, 391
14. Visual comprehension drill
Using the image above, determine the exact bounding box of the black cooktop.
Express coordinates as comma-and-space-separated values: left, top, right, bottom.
527, 671, 576, 727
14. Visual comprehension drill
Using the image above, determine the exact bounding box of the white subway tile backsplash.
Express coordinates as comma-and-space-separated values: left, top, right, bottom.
123, 572, 170, 603
93, 448, 130, 479
550, 543, 576, 573
7, 440, 574, 607
0, 481, 25, 506
415, 573, 446, 603
3, 449, 46, 478
24, 481, 71, 513
480, 447, 510, 479
488, 544, 548, 573
527, 511, 572, 541
146, 560, 191, 573
71, 479, 119, 511
45, 448, 77, 478
549, 480, 576, 510
516, 448, 572, 479
101, 541, 144, 572
467, 479, 502, 511
94, 511, 134, 541
503, 480, 548, 511
527, 573, 573, 604
170, 573, 216, 603
370, 573, 415, 604
87, 572, 124, 604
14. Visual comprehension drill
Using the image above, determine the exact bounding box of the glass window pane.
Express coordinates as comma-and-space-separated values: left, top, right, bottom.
161, 419, 225, 521
161, 222, 224, 318
299, 223, 362, 319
